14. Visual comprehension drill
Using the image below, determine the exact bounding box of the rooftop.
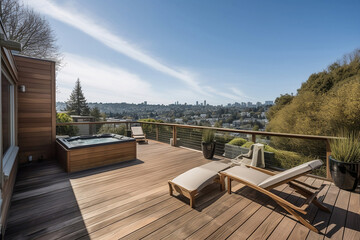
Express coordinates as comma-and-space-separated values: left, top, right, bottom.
6, 141, 360, 239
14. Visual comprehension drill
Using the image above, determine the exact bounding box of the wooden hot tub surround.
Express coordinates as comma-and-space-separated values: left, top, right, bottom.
56, 135, 136, 172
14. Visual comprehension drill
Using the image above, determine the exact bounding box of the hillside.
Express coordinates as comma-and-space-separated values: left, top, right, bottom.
266, 49, 360, 156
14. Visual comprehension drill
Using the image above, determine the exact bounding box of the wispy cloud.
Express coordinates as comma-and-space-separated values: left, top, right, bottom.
230, 87, 255, 101
25, 0, 250, 104
25, 0, 208, 94
57, 53, 163, 103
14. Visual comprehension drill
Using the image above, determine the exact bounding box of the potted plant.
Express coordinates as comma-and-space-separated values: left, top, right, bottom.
201, 129, 216, 159
329, 129, 360, 191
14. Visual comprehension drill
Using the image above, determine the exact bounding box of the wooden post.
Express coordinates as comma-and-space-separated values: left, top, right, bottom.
325, 139, 331, 180
252, 134, 256, 143
172, 126, 177, 146
156, 125, 159, 141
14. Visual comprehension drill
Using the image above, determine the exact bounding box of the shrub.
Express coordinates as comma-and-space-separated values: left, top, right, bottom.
241, 141, 254, 148
240, 142, 325, 176
228, 138, 247, 146
138, 118, 165, 134
56, 113, 79, 136
98, 124, 126, 135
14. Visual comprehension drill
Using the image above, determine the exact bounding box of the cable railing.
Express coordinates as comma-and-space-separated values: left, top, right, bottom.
56, 120, 337, 179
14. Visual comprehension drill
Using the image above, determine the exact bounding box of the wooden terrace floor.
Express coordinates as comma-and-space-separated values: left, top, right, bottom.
6, 141, 360, 239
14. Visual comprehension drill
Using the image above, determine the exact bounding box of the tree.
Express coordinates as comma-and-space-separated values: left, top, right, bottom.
90, 107, 102, 132
266, 94, 294, 121
0, 0, 61, 63
90, 107, 102, 121
66, 78, 90, 116
214, 120, 223, 128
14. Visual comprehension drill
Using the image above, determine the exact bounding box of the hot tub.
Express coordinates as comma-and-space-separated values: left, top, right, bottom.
56, 134, 136, 172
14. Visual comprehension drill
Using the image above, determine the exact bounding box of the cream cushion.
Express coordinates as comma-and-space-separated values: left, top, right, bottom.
131, 126, 144, 136
171, 162, 230, 191
222, 159, 323, 189
222, 166, 270, 186
258, 159, 323, 188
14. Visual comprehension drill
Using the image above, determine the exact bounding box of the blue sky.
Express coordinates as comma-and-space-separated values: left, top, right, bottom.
25, 0, 360, 105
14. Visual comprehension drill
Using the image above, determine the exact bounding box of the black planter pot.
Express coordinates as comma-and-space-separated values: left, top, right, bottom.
201, 141, 216, 159
329, 156, 359, 191
126, 130, 132, 137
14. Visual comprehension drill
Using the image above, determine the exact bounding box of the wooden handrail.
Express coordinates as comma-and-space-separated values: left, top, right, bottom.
56, 120, 337, 141
56, 120, 335, 179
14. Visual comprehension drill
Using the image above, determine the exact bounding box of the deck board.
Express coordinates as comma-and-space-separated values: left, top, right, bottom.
5, 140, 360, 239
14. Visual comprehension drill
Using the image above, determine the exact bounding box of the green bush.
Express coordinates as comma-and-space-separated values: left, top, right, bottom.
98, 124, 126, 135
240, 142, 325, 176
56, 113, 79, 136
228, 138, 247, 146
138, 118, 165, 134
241, 141, 254, 148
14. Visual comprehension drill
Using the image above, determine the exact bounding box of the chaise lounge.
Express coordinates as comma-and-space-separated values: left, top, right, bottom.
131, 126, 148, 143
168, 161, 231, 207
219, 159, 330, 233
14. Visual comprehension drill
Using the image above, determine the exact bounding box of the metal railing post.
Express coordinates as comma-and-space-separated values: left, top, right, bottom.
156, 125, 159, 141
172, 126, 177, 146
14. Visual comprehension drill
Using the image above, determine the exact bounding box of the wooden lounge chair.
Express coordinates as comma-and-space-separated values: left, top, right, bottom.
131, 126, 148, 143
219, 159, 330, 233
168, 161, 231, 208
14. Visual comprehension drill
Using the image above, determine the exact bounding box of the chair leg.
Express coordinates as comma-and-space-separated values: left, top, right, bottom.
312, 197, 331, 213
168, 182, 173, 196
278, 202, 319, 233
227, 177, 232, 194
190, 193, 195, 208
220, 174, 225, 191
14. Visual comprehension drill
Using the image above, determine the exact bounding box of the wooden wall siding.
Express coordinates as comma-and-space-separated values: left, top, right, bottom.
14, 56, 56, 164
56, 141, 137, 173
1, 158, 18, 236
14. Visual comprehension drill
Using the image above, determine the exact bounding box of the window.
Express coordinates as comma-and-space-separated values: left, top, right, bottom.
2, 74, 11, 155
1, 71, 16, 174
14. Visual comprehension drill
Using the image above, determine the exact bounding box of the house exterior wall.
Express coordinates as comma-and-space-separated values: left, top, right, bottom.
15, 55, 56, 164
0, 38, 19, 237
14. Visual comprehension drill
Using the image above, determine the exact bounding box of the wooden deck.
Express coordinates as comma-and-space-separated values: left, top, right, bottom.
6, 140, 360, 239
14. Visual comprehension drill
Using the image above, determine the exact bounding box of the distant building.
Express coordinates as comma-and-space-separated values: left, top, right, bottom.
256, 102, 262, 107
196, 101, 198, 105
200, 114, 206, 118
232, 120, 241, 127
265, 100, 274, 105
174, 118, 183, 123
222, 123, 230, 128
241, 112, 250, 117
204, 100, 206, 106
247, 102, 252, 107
